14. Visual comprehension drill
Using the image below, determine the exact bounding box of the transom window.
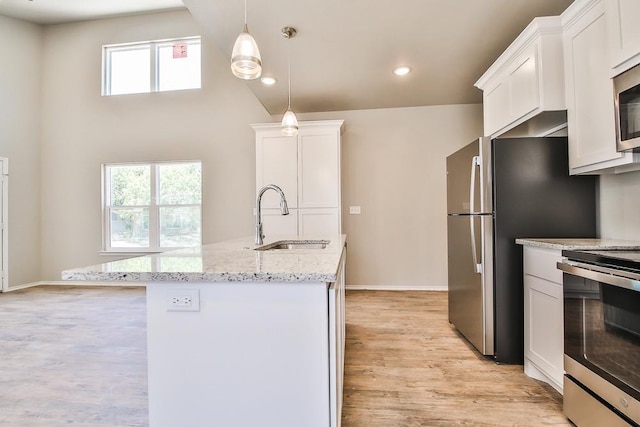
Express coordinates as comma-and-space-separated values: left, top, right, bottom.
102, 37, 201, 96
103, 161, 202, 252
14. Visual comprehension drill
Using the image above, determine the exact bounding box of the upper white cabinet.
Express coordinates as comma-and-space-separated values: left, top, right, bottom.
475, 17, 566, 138
253, 120, 343, 238
562, 0, 640, 175
606, 0, 640, 75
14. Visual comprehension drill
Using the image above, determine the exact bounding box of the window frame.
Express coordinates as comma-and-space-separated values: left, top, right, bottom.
101, 160, 203, 254
102, 36, 201, 96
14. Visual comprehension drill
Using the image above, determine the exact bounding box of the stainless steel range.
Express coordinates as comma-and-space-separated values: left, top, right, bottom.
558, 250, 640, 427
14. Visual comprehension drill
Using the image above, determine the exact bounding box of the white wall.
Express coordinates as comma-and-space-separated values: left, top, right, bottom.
39, 10, 271, 281
294, 105, 483, 289
0, 16, 43, 287
599, 171, 640, 240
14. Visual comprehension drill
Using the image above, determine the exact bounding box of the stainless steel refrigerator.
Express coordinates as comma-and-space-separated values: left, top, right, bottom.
446, 136, 597, 364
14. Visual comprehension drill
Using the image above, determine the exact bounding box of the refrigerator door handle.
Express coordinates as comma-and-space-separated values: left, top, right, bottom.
469, 156, 482, 274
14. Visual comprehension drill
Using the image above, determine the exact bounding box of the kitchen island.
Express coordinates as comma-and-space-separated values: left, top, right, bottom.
63, 235, 347, 427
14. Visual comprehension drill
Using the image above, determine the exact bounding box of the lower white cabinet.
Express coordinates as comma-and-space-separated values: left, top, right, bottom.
146, 247, 347, 426
523, 246, 564, 393
329, 251, 346, 427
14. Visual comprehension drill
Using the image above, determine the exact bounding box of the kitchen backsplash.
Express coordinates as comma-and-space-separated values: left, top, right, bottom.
599, 170, 640, 240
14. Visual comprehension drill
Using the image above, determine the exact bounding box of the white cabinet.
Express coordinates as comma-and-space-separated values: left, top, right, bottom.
606, 0, 640, 75
562, 0, 640, 174
523, 246, 564, 394
253, 120, 343, 238
328, 250, 346, 427
146, 245, 347, 427
475, 17, 566, 138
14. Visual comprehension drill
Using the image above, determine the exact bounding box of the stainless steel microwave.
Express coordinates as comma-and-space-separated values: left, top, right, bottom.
614, 63, 640, 152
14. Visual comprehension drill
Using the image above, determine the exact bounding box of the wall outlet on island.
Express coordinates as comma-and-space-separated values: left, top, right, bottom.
167, 289, 200, 312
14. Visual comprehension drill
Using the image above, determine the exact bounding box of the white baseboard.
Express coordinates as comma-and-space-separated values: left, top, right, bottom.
3, 281, 42, 292
346, 284, 447, 291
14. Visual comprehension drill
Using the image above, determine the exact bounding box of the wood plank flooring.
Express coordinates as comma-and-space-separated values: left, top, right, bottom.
342, 290, 569, 426
0, 286, 569, 426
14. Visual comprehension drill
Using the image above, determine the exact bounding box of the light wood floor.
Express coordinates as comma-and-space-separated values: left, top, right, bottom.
343, 290, 569, 426
0, 286, 569, 426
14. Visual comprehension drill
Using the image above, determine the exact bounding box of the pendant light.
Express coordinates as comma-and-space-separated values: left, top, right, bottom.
281, 27, 298, 136
231, 0, 262, 80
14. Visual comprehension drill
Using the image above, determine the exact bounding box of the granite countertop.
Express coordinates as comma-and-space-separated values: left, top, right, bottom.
62, 235, 347, 283
515, 238, 640, 250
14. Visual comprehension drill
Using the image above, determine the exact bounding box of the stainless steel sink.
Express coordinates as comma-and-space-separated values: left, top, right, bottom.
254, 240, 330, 251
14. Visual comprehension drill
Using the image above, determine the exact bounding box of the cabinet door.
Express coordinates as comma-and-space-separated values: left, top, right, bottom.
298, 131, 340, 208
607, 0, 640, 72
256, 132, 298, 209
260, 208, 298, 239
564, 2, 623, 171
524, 275, 564, 392
508, 45, 539, 121
484, 80, 510, 137
299, 208, 340, 237
328, 249, 346, 427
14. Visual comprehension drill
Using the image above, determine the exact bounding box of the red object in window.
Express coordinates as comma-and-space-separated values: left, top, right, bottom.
173, 44, 188, 58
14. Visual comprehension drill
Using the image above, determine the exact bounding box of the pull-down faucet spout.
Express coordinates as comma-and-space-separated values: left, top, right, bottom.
255, 184, 289, 245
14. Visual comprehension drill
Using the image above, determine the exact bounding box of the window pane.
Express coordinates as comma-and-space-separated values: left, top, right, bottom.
157, 41, 201, 92
108, 165, 150, 206
158, 162, 202, 205
159, 206, 201, 248
110, 208, 149, 248
109, 47, 150, 95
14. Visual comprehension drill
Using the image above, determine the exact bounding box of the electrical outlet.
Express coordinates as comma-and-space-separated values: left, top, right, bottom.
167, 289, 200, 312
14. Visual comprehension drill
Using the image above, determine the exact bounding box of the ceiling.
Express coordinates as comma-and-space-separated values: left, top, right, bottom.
0, 0, 186, 24
0, 0, 574, 115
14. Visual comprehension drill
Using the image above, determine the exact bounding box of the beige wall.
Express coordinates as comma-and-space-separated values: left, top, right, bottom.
39, 11, 271, 280
293, 105, 483, 289
599, 171, 640, 240
0, 16, 43, 287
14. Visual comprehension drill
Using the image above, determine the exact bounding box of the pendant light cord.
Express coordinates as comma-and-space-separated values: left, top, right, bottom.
287, 38, 292, 109
244, 0, 247, 25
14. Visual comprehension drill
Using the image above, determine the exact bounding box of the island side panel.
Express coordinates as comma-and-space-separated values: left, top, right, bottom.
146, 281, 331, 427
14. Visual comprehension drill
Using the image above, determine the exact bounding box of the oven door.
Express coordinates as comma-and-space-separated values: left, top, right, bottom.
559, 261, 640, 424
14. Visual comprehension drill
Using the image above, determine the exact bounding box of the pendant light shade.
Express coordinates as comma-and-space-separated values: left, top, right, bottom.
281, 27, 298, 136
231, 0, 261, 80
281, 108, 299, 136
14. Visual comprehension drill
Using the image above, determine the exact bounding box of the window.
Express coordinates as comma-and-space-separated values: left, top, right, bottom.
103, 161, 202, 252
102, 37, 201, 96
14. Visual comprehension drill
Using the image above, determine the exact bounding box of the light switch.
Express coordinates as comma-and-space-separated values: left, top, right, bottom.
349, 206, 361, 215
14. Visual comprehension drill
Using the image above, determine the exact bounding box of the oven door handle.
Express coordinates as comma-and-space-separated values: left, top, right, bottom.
557, 261, 640, 293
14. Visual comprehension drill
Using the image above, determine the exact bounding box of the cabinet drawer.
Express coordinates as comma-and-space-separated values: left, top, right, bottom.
523, 246, 563, 284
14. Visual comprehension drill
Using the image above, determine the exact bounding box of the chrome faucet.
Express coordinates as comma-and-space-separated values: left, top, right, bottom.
255, 184, 289, 245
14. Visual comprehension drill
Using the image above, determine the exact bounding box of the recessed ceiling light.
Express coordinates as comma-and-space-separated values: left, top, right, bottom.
260, 76, 277, 85
393, 66, 411, 76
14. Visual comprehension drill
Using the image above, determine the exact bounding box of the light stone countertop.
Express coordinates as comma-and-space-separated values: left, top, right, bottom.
515, 238, 640, 250
62, 235, 347, 283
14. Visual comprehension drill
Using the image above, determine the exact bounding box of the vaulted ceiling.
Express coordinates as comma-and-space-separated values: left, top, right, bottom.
0, 0, 574, 114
